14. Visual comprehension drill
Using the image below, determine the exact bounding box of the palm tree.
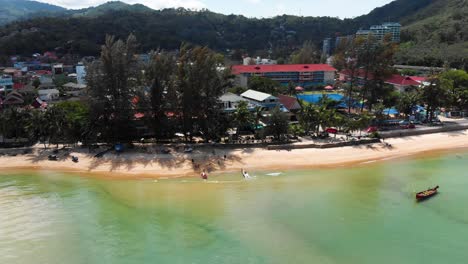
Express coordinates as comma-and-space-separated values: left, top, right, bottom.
26, 110, 48, 148
0, 110, 7, 143
1, 108, 24, 142
253, 106, 263, 128
297, 103, 320, 135
45, 107, 67, 148
233, 101, 253, 135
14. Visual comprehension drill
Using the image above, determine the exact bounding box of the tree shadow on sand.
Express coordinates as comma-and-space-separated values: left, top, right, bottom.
20, 145, 253, 175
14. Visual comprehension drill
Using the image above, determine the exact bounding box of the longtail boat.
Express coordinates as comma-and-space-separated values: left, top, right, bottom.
416, 186, 439, 201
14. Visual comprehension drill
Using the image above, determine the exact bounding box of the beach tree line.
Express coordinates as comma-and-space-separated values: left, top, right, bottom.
333, 35, 468, 117
1, 34, 468, 146
85, 34, 234, 143
0, 35, 291, 146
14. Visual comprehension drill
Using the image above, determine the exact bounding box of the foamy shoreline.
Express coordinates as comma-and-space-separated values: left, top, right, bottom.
1, 130, 468, 178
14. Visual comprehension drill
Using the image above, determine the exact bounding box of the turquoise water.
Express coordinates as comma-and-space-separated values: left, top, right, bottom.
1, 151, 468, 264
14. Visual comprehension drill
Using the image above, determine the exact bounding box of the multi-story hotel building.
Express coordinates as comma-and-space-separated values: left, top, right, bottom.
232, 64, 336, 88
356, 22, 401, 42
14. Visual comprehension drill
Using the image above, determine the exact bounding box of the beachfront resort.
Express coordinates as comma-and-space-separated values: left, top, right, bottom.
1, 35, 468, 178
2, 0, 468, 263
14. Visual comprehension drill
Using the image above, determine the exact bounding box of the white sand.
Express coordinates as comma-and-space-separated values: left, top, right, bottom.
1, 131, 468, 178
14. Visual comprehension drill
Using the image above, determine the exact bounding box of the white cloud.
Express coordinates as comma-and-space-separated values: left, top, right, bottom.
38, 0, 206, 10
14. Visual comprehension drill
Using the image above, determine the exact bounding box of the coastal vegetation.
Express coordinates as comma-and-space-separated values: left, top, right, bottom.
1, 33, 467, 148
0, 0, 466, 68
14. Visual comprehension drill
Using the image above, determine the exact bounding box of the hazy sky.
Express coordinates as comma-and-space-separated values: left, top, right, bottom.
38, 0, 395, 18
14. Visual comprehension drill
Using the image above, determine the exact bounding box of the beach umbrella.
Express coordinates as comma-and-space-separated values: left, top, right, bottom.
175, 133, 184, 137
383, 108, 399, 115
114, 143, 124, 152
325, 85, 334, 90
295, 86, 304, 92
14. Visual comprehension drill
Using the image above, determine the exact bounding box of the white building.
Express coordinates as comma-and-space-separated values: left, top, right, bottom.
219, 92, 253, 112
76, 63, 86, 85
243, 57, 277, 66
38, 89, 60, 101
63, 82, 87, 97
240, 90, 279, 109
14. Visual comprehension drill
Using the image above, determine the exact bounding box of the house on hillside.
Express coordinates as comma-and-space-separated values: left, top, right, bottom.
1, 91, 24, 108
0, 76, 14, 93
63, 82, 87, 97
38, 89, 60, 102
240, 90, 279, 109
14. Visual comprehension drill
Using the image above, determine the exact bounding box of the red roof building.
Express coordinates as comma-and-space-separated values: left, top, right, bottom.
278, 95, 301, 112
339, 70, 427, 92
232, 64, 337, 88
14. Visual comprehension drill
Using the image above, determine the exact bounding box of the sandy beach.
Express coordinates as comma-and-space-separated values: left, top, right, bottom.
1, 130, 468, 178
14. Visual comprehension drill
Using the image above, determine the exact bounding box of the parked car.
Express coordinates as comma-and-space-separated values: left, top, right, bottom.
400, 123, 416, 129
365, 126, 378, 133
399, 120, 416, 129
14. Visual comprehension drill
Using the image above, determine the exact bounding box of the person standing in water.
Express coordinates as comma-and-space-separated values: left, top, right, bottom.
201, 170, 208, 180
242, 169, 251, 179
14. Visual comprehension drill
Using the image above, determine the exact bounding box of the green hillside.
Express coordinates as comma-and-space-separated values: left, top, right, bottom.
352, 0, 436, 28
396, 0, 468, 68
0, 0, 65, 25
68, 1, 153, 17
0, 0, 425, 58
0, 0, 466, 69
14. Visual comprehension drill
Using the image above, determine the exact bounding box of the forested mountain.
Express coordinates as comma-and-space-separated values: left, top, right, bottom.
0, 8, 349, 58
352, 0, 436, 27
0, 0, 421, 58
0, 0, 65, 25
67, 1, 153, 17
397, 0, 468, 68
0, 0, 466, 68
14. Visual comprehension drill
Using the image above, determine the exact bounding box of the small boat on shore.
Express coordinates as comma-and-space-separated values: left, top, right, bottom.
416, 186, 439, 201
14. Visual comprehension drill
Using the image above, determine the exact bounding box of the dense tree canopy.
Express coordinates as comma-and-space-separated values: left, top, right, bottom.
0, 0, 466, 69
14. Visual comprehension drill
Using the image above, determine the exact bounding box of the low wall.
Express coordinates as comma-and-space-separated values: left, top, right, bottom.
267, 138, 381, 151
381, 124, 468, 139
0, 147, 33, 154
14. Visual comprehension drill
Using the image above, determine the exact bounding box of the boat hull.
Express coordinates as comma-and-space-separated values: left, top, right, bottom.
416, 186, 439, 201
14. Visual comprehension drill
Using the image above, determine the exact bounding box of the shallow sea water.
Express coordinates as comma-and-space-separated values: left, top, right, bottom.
1, 150, 468, 264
